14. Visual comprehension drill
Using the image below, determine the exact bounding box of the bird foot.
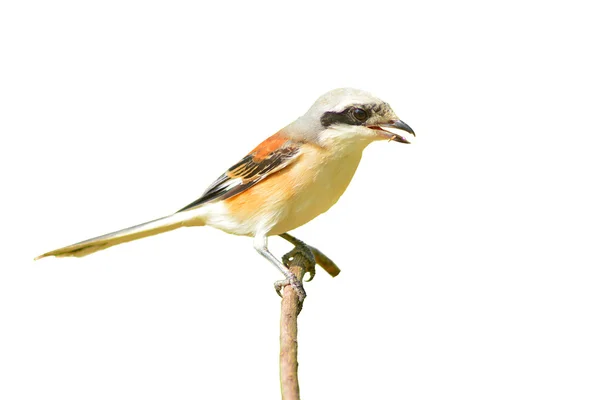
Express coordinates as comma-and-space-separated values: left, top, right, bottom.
282, 239, 316, 282
279, 233, 340, 278
275, 276, 307, 302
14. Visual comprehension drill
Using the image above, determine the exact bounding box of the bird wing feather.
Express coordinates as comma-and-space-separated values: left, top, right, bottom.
177, 135, 301, 212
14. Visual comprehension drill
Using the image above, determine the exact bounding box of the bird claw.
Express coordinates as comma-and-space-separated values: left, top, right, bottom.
282, 243, 316, 282
274, 276, 306, 302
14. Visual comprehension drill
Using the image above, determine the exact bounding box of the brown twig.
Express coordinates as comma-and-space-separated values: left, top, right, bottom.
278, 236, 340, 399
307, 244, 341, 278
279, 242, 312, 400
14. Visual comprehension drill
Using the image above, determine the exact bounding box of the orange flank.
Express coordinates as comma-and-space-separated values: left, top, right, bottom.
223, 166, 293, 221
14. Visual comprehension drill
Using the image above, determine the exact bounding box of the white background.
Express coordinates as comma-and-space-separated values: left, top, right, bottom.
1, 0, 599, 399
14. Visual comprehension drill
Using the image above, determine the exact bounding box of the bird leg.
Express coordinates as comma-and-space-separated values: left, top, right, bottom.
254, 234, 307, 301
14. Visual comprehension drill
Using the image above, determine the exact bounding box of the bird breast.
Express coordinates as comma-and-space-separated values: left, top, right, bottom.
267, 142, 364, 235
205, 142, 366, 237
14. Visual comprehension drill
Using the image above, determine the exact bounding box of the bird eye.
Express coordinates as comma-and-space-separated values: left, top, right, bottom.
351, 107, 368, 122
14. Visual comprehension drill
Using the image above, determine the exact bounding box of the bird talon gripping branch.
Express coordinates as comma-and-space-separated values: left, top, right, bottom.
282, 237, 316, 283
36, 88, 414, 298
275, 277, 306, 302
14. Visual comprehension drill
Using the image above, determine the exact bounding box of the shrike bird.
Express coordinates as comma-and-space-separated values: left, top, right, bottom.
35, 88, 415, 300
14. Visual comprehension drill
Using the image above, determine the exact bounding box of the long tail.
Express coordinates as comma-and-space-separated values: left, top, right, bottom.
35, 212, 201, 260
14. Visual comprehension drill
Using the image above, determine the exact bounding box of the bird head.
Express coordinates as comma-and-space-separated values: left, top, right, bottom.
287, 88, 415, 149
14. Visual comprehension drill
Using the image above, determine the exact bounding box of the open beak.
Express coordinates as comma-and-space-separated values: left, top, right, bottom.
369, 119, 416, 144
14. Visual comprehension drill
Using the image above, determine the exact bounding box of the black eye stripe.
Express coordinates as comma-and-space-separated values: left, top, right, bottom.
320, 111, 358, 127
320, 106, 371, 127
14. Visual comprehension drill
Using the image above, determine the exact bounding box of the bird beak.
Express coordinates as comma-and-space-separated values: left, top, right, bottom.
369, 119, 416, 144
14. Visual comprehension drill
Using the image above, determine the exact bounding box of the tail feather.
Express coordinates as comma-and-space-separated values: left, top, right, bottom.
35, 212, 199, 260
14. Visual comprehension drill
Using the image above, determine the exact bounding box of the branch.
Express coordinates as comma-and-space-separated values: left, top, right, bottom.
278, 235, 340, 399
306, 244, 341, 278
279, 242, 313, 400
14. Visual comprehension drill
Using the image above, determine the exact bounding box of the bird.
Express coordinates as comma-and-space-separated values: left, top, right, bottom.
35, 88, 415, 300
